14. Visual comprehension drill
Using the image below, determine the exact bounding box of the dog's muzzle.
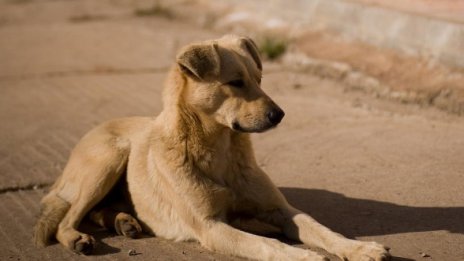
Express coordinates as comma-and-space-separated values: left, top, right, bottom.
232, 107, 285, 133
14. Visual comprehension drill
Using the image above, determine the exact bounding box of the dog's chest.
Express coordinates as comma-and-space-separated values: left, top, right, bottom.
194, 145, 245, 188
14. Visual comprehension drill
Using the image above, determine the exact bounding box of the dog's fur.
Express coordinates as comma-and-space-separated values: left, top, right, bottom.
34, 35, 390, 261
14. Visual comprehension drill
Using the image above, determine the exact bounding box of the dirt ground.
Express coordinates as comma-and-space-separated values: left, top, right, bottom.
1, 0, 464, 261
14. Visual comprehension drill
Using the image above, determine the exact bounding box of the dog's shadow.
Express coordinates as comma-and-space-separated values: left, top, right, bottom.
279, 187, 464, 261
78, 223, 121, 256
279, 187, 464, 237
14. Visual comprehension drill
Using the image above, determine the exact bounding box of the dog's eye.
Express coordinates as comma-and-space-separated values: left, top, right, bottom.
228, 79, 245, 88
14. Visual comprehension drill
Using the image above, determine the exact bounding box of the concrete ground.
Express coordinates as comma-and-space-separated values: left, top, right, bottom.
1, 1, 464, 260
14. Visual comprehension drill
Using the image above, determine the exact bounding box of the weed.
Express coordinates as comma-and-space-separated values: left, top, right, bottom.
259, 36, 288, 60
69, 15, 107, 23
134, 2, 173, 19
7, 0, 32, 4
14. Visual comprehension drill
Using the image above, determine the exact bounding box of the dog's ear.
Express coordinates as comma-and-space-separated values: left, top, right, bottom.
240, 37, 262, 71
176, 42, 220, 81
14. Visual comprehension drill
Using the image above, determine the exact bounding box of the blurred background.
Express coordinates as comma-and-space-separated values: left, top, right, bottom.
1, 0, 463, 260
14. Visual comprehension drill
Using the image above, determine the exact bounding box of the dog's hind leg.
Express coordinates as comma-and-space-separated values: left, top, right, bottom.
54, 136, 130, 255
89, 208, 142, 238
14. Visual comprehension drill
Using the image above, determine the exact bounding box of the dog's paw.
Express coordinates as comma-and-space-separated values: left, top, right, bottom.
72, 233, 95, 255
114, 213, 142, 238
342, 241, 391, 261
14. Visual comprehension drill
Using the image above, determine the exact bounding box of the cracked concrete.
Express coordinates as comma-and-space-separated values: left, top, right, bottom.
0, 182, 50, 194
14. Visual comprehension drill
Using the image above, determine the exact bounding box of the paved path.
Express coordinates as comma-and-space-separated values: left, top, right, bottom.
1, 1, 463, 260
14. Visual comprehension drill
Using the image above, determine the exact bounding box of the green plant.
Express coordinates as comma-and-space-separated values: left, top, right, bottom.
134, 2, 173, 19
7, 0, 32, 4
259, 37, 288, 60
69, 15, 107, 23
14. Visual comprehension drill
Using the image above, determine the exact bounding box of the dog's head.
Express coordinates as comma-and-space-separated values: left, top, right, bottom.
175, 35, 284, 133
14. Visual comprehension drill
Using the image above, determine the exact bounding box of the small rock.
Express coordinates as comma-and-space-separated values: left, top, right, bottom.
128, 249, 138, 256
419, 252, 430, 258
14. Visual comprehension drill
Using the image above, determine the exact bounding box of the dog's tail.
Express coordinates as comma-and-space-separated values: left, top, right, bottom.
33, 194, 70, 247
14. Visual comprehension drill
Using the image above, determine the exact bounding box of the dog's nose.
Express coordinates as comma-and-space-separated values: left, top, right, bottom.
267, 108, 285, 125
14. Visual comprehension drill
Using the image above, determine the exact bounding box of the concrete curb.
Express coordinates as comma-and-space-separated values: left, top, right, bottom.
281, 52, 463, 115
207, 0, 464, 69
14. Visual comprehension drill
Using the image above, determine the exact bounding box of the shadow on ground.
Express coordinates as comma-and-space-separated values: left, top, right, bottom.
280, 187, 464, 238
79, 223, 121, 255
70, 187, 463, 260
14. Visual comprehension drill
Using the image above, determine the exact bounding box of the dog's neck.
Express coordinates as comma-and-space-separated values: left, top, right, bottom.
160, 66, 242, 149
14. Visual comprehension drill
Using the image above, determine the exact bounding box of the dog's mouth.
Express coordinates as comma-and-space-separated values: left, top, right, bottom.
232, 122, 248, 132
232, 121, 277, 133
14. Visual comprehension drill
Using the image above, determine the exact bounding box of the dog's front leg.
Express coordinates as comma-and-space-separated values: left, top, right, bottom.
270, 207, 390, 261
199, 221, 328, 261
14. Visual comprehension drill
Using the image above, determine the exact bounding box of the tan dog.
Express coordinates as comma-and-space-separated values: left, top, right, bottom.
34, 35, 390, 261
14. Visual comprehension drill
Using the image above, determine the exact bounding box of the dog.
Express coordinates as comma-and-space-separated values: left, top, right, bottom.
34, 35, 390, 261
